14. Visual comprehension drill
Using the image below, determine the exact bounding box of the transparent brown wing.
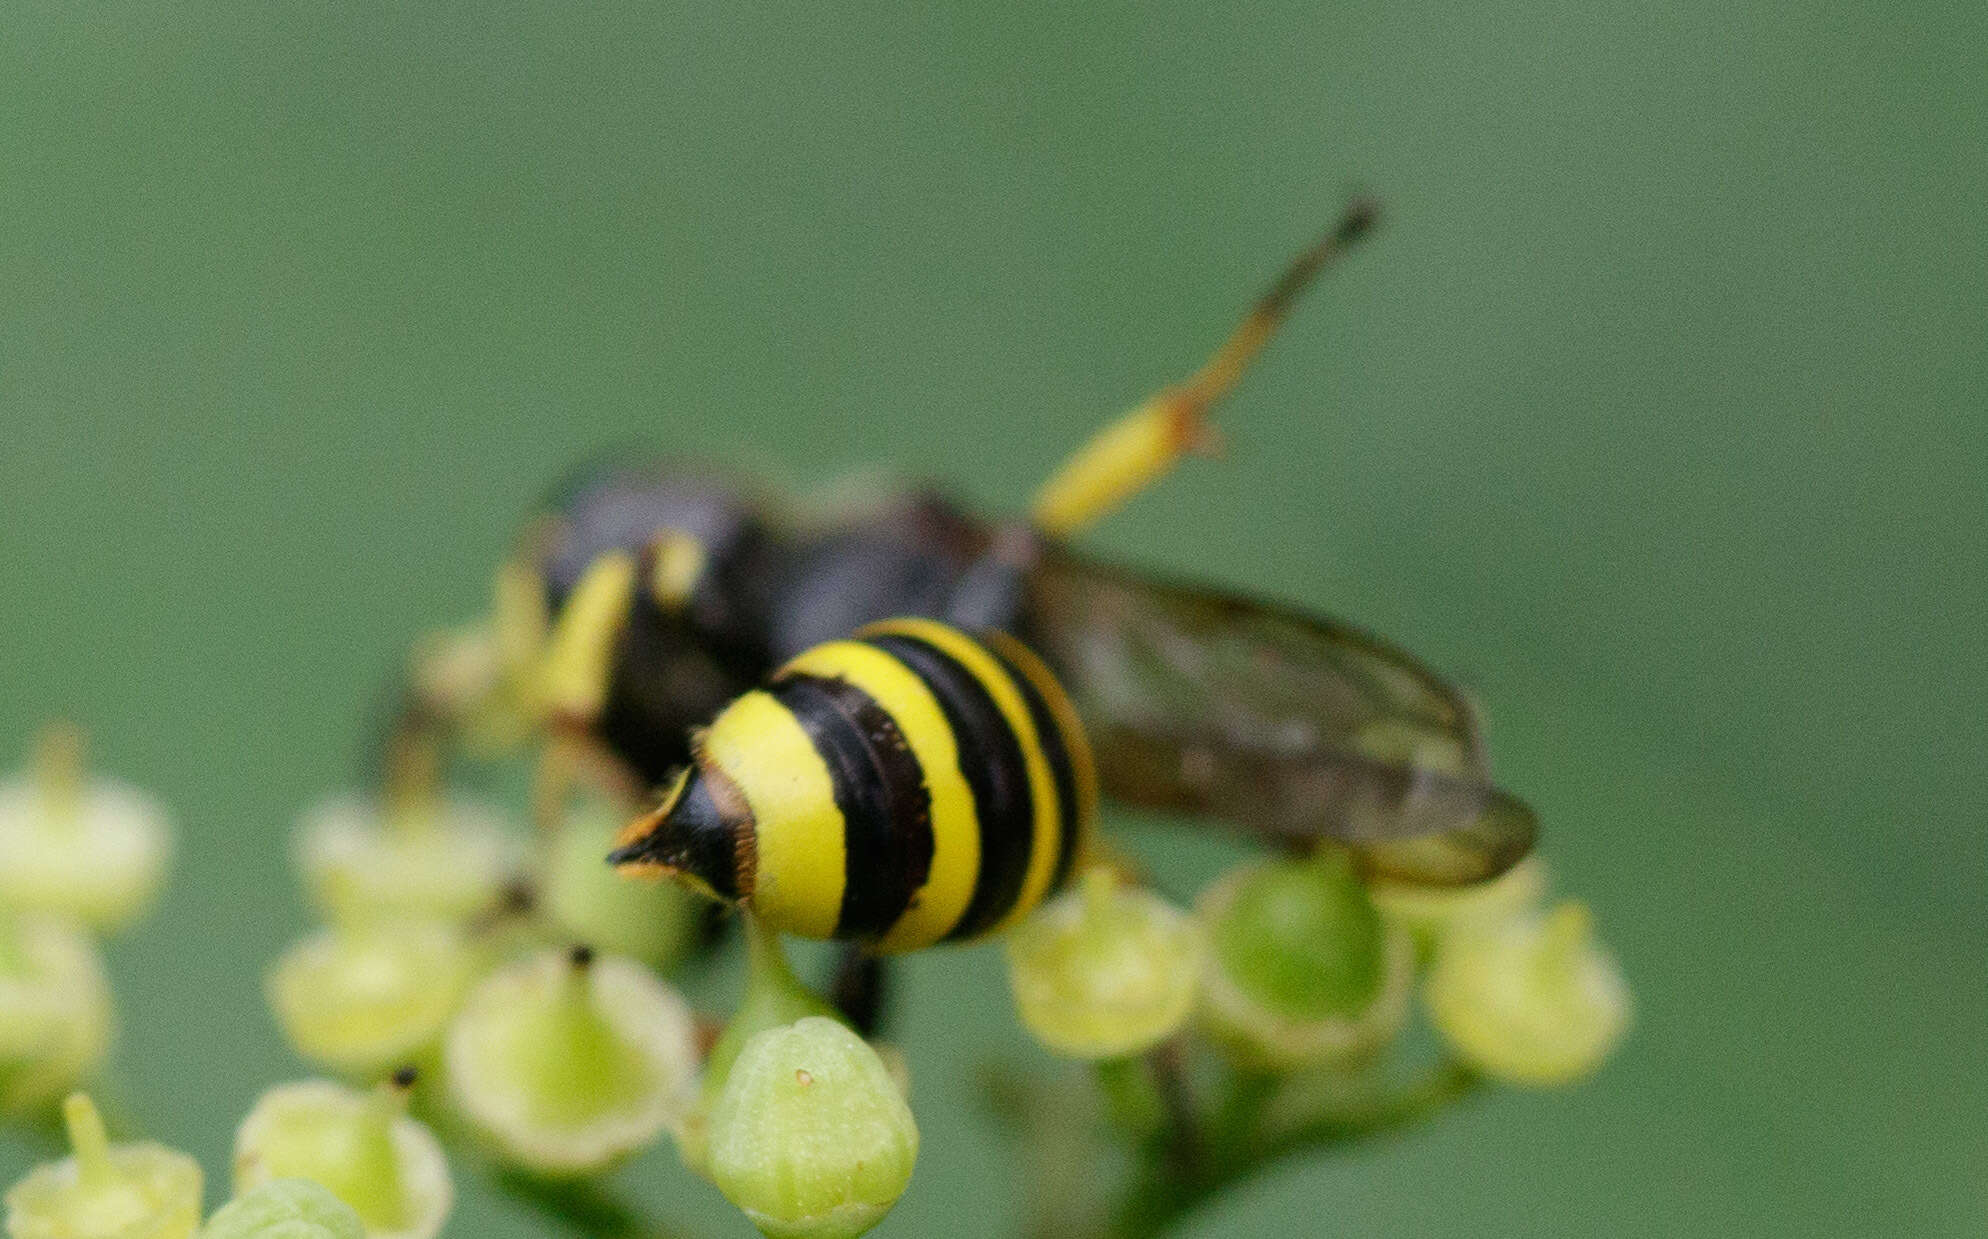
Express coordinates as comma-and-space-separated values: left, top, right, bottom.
1016, 545, 1536, 885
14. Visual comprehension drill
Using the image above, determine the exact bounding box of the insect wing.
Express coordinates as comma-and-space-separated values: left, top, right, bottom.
1018, 548, 1536, 885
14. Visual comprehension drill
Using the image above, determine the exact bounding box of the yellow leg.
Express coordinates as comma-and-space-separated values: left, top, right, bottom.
537, 550, 637, 725
1028, 198, 1379, 538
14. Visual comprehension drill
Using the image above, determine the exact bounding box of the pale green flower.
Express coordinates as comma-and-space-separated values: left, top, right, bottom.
232, 1076, 451, 1239
0, 726, 172, 932
444, 946, 697, 1177
540, 805, 703, 969
198, 1180, 362, 1239
1004, 868, 1203, 1061
4, 1093, 201, 1239
266, 921, 477, 1079
0, 919, 113, 1117
295, 793, 519, 926
1425, 900, 1631, 1086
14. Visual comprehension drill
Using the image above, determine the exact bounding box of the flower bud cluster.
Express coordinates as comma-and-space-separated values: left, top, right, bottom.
4, 1084, 435, 1239
265, 738, 715, 1188
995, 835, 1630, 1156
246, 717, 927, 1239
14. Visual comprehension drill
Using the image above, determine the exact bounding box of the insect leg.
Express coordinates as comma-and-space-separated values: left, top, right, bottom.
1028, 197, 1379, 538
828, 944, 892, 1039
538, 551, 638, 725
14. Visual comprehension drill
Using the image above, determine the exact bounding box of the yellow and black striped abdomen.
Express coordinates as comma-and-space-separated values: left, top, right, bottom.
610, 618, 1095, 952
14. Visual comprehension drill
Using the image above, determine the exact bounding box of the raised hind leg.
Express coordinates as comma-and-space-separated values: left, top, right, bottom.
1028, 197, 1379, 538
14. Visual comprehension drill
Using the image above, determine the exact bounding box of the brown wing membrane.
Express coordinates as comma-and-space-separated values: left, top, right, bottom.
1017, 545, 1536, 885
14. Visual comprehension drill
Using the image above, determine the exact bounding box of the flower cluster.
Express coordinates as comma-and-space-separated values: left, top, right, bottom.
989, 848, 1630, 1235
1003, 849, 1628, 1084
258, 748, 918, 1239
3, 709, 1630, 1239
0, 720, 922, 1239
4, 1090, 371, 1239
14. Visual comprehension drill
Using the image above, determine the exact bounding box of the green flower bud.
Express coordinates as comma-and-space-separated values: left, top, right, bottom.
0, 918, 114, 1117
540, 805, 702, 970
232, 1075, 452, 1239
707, 1017, 918, 1239
1424, 901, 1631, 1086
1195, 851, 1412, 1071
295, 792, 519, 927
678, 918, 839, 1176
1004, 868, 1203, 1061
444, 946, 697, 1177
199, 1180, 362, 1239
4, 1093, 201, 1239
0, 725, 172, 932
266, 922, 477, 1080
1371, 856, 1547, 948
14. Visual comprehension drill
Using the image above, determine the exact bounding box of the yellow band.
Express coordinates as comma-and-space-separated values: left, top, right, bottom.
861, 618, 1063, 935
782, 641, 982, 951
705, 690, 846, 939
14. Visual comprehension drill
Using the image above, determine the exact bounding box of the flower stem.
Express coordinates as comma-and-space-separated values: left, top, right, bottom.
383, 729, 442, 835
34, 722, 86, 823
63, 1094, 116, 1189
1144, 1040, 1201, 1176
1103, 1059, 1484, 1239
492, 1166, 710, 1239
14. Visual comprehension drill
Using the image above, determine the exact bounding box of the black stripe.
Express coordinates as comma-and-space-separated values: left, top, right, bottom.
988, 644, 1082, 897
671, 770, 746, 900
865, 633, 1035, 941
768, 674, 932, 940
609, 769, 741, 900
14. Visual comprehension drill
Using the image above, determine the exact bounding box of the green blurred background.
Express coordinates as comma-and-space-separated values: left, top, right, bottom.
3, 2, 1983, 1235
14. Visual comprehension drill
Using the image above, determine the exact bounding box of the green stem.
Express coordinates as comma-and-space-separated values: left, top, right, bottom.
1093, 1041, 1206, 1172
493, 1166, 709, 1239
33, 722, 86, 824
1092, 1058, 1162, 1139
62, 1095, 116, 1190
1143, 1040, 1201, 1177
1211, 1068, 1278, 1152
1105, 1059, 1484, 1239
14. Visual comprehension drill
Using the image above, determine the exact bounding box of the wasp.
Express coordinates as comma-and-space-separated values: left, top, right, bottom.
609, 617, 1097, 952
402, 198, 1536, 957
